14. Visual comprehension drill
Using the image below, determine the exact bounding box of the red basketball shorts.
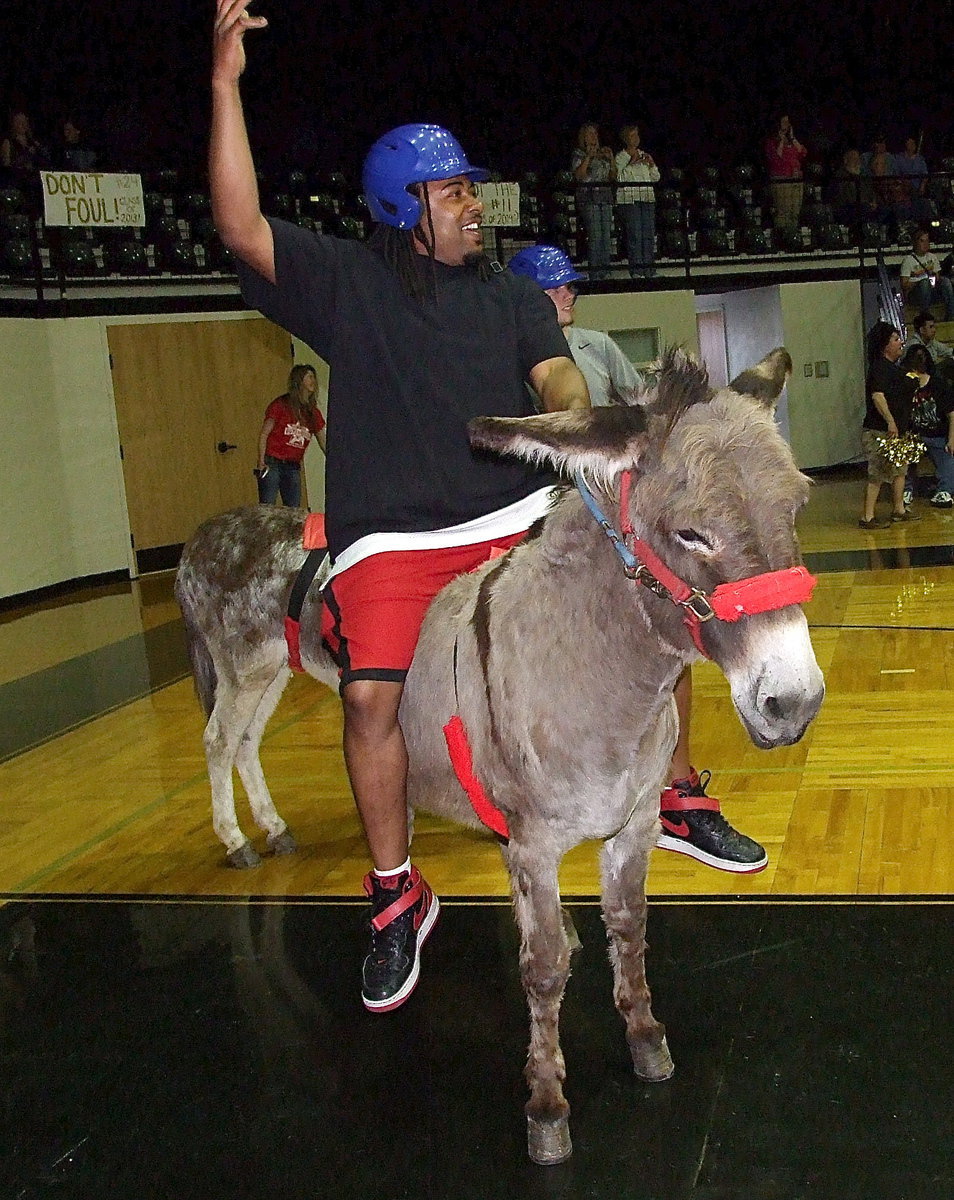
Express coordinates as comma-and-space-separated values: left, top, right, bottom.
320, 531, 528, 687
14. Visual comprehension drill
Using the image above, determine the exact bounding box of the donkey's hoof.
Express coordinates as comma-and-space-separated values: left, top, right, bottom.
226, 841, 262, 869
631, 1033, 674, 1082
527, 1114, 572, 1166
267, 829, 298, 856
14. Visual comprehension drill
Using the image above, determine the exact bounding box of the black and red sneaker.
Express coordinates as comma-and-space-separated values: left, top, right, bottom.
657, 768, 768, 874
361, 865, 440, 1013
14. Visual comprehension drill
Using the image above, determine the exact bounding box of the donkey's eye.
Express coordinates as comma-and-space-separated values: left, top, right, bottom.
674, 528, 714, 552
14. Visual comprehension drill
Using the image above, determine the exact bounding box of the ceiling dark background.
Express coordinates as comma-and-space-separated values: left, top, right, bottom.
3, 0, 954, 183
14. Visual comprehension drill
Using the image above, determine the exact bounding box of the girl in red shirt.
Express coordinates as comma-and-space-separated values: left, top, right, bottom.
256, 363, 326, 506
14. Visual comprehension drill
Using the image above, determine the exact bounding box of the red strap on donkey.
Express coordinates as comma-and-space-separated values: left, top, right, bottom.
284, 513, 329, 673
615, 471, 816, 656
443, 715, 511, 840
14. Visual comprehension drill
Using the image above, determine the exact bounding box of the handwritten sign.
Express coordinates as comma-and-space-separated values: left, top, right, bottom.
475, 181, 521, 227
41, 172, 145, 228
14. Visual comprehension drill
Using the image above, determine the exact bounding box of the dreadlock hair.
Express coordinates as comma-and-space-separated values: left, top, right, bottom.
369, 181, 495, 303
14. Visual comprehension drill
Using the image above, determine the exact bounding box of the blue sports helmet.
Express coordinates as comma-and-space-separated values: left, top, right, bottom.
362, 123, 489, 230
507, 244, 586, 289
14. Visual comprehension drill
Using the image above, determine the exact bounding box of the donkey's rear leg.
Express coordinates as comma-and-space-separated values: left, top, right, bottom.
504, 839, 573, 1166
234, 665, 297, 855
600, 808, 674, 1082
205, 664, 286, 868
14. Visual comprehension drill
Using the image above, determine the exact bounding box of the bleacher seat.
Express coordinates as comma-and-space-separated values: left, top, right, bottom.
267, 193, 295, 218
288, 170, 308, 196
105, 239, 151, 275
802, 203, 834, 229
0, 212, 31, 240
59, 241, 102, 277
776, 225, 807, 253
739, 227, 772, 255
156, 240, 202, 274
698, 206, 728, 230
861, 221, 888, 249
658, 205, 682, 230
659, 187, 681, 208
0, 186, 25, 214
738, 207, 764, 232
153, 168, 179, 194
817, 224, 850, 251
180, 193, 210, 221
696, 187, 719, 209
700, 228, 734, 256
660, 229, 688, 258
338, 216, 367, 240
207, 236, 235, 273
663, 167, 685, 188
1, 236, 33, 277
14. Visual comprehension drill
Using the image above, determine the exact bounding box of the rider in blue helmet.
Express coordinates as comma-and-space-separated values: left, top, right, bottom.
362, 123, 490, 230
210, 4, 590, 1015
507, 244, 586, 290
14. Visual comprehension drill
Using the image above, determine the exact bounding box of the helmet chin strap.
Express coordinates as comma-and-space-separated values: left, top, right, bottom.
574, 470, 817, 658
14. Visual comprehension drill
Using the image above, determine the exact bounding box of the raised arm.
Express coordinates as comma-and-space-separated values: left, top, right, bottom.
210, 0, 275, 281
529, 356, 591, 412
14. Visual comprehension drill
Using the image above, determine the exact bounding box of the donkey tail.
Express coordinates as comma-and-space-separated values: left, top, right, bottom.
179, 602, 218, 718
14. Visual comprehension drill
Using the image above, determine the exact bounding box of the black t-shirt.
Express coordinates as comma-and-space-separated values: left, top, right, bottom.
910, 374, 954, 439
237, 219, 571, 559
863, 357, 917, 434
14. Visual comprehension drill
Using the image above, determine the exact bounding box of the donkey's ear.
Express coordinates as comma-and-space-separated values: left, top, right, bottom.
469, 406, 648, 484
728, 347, 792, 409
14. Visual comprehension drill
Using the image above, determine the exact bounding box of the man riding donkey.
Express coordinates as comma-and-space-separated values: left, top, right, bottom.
211, 1, 760, 1014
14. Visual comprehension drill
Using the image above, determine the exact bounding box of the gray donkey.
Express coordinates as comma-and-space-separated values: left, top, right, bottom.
176, 347, 824, 1165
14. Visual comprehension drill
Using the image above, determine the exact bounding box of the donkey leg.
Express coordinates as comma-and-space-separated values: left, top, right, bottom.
600, 809, 674, 1082
205, 667, 283, 868
234, 665, 297, 854
504, 841, 574, 1166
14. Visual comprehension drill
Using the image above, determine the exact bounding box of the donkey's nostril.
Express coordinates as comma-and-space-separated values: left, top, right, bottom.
763, 694, 783, 721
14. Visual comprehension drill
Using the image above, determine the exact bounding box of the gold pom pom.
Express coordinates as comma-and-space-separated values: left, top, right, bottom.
873, 431, 925, 471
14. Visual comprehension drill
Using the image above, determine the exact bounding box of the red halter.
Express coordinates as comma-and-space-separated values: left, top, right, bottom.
617, 471, 817, 657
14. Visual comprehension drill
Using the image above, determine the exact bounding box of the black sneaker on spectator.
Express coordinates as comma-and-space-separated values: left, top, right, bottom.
903, 486, 914, 507
931, 490, 953, 508
361, 865, 439, 1013
658, 768, 768, 873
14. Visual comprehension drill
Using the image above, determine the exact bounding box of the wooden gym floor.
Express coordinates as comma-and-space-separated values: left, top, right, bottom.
2, 464, 953, 901
3, 465, 954, 1199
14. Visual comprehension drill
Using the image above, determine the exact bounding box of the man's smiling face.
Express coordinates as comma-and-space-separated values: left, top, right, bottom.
414, 176, 484, 266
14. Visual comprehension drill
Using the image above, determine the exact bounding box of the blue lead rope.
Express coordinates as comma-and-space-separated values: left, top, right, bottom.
573, 470, 639, 573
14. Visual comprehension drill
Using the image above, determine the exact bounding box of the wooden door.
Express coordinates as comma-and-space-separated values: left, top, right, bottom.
108, 318, 292, 570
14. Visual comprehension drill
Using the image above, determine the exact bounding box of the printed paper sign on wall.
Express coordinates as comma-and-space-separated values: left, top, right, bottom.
474, 182, 521, 227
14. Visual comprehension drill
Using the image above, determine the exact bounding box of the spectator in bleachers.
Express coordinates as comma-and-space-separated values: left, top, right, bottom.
1, 109, 48, 181
901, 343, 954, 509
905, 310, 954, 375
864, 134, 905, 217
53, 116, 98, 171
614, 124, 660, 279
764, 114, 807, 230
572, 123, 616, 280
894, 135, 934, 225
900, 228, 954, 320
830, 148, 883, 227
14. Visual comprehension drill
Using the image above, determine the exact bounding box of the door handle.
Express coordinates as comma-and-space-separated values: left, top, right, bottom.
217, 441, 238, 453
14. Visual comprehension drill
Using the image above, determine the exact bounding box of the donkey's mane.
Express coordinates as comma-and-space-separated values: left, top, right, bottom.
644, 348, 712, 439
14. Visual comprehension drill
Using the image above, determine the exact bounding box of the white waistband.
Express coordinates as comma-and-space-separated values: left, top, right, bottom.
327, 486, 559, 581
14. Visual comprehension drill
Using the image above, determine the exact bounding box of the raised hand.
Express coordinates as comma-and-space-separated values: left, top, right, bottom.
213, 0, 268, 85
